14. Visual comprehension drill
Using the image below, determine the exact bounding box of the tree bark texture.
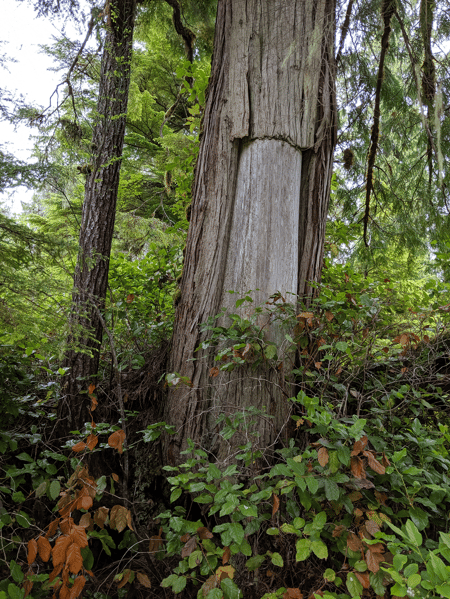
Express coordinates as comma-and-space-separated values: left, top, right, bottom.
165, 0, 337, 464
59, 0, 136, 436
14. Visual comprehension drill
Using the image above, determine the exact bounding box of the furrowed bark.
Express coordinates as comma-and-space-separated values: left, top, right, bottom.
59, 0, 136, 436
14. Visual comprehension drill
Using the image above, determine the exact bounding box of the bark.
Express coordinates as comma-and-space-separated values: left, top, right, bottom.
165, 0, 336, 464
59, 0, 136, 436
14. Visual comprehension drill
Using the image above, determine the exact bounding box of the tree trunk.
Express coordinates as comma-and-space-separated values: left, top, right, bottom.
165, 0, 337, 464
59, 0, 136, 436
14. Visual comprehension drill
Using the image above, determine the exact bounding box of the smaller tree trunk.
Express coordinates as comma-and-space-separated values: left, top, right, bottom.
59, 0, 136, 437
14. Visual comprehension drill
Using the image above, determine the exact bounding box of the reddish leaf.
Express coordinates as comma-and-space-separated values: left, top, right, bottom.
354, 571, 370, 589
37, 536, 52, 562
318, 447, 329, 467
272, 493, 280, 516
27, 539, 38, 564
136, 572, 151, 588
126, 294, 135, 303
222, 546, 231, 565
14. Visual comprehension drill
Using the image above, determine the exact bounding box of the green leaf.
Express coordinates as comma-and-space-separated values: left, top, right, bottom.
239, 539, 252, 557
195, 494, 213, 504
311, 540, 328, 559
170, 487, 182, 503
229, 523, 245, 545
266, 527, 279, 536
429, 553, 449, 582
173, 575, 187, 593
204, 590, 224, 599
15, 512, 31, 528
324, 479, 339, 502
324, 568, 336, 582
280, 523, 300, 535
264, 345, 277, 360
81, 547, 94, 570
409, 507, 428, 531
10, 561, 24, 584
271, 552, 284, 567
12, 491, 26, 503
353, 560, 367, 572
337, 445, 350, 465
312, 512, 327, 530
405, 520, 422, 546
346, 572, 363, 597
246, 555, 265, 571
221, 577, 243, 599
35, 481, 47, 498
335, 341, 348, 351
7, 585, 24, 599
393, 554, 408, 571
189, 550, 203, 569
436, 584, 450, 599
49, 480, 61, 500
208, 464, 223, 480
406, 573, 421, 588
295, 538, 311, 561
306, 476, 318, 494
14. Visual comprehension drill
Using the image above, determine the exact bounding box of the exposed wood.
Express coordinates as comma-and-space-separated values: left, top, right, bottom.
165, 0, 336, 465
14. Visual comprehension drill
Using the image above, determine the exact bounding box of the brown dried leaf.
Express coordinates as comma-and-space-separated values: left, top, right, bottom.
350, 456, 365, 479
354, 571, 370, 589
78, 513, 93, 529
68, 575, 86, 599
37, 536, 52, 562
201, 574, 218, 597
181, 536, 197, 558
88, 384, 95, 395
136, 571, 151, 588
27, 539, 38, 564
350, 477, 374, 489
209, 367, 220, 378
108, 429, 126, 454
222, 546, 231, 565
272, 493, 280, 516
325, 311, 334, 322
365, 519, 380, 536
283, 589, 303, 599
46, 518, 60, 539
72, 442, 87, 453
23, 576, 33, 598
117, 569, 132, 589
351, 436, 368, 456
60, 584, 70, 599
332, 525, 346, 538
197, 526, 213, 540
366, 452, 386, 475
90, 396, 98, 412
347, 532, 362, 552
149, 531, 163, 553
366, 549, 385, 573
93, 507, 109, 529
216, 565, 235, 581
382, 452, 391, 467
86, 434, 98, 451
348, 491, 363, 502
126, 294, 134, 303
70, 524, 88, 548
318, 447, 329, 467
112, 473, 119, 482
375, 491, 388, 505
52, 535, 72, 567
110, 505, 128, 533
66, 542, 83, 574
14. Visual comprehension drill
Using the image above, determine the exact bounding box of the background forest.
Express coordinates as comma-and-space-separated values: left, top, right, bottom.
1, 0, 450, 598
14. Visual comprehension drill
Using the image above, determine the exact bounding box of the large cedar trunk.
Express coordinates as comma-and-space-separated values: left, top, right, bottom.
165, 0, 337, 464
58, 0, 136, 436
